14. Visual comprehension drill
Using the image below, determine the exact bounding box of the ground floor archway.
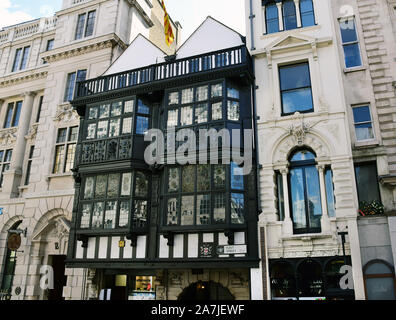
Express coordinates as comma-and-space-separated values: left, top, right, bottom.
178, 281, 235, 301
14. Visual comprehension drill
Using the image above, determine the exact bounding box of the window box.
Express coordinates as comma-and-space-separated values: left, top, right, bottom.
358, 200, 385, 217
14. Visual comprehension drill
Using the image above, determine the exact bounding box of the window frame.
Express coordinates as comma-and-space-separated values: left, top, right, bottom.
265, 2, 280, 34
299, 0, 316, 27
52, 126, 79, 174
0, 149, 12, 188
351, 104, 375, 142
3, 101, 23, 129
338, 17, 363, 69
279, 62, 314, 116
282, 0, 298, 31
288, 149, 322, 234
354, 161, 381, 205
64, 69, 87, 102
11, 46, 30, 72
75, 10, 96, 40
78, 170, 151, 232
24, 145, 35, 186
162, 163, 247, 231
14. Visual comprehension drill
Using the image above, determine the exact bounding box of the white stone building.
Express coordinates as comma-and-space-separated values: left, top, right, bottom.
245, 0, 367, 300
330, 0, 396, 299
0, 0, 181, 300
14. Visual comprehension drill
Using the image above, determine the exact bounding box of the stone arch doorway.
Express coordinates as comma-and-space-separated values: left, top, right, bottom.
178, 281, 235, 301
28, 210, 71, 300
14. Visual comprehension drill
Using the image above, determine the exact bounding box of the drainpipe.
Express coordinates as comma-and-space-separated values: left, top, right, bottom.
248, 0, 261, 215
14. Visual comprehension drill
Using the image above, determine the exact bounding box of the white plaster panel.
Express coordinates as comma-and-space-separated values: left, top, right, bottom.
98, 237, 108, 259
173, 234, 184, 258
188, 234, 199, 258
136, 236, 147, 259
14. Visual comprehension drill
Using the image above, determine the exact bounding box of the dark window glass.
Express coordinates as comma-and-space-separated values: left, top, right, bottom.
20, 46, 30, 70
279, 63, 313, 115
325, 168, 336, 218
300, 0, 315, 27
276, 171, 285, 221
57, 128, 67, 143
266, 3, 279, 34
12, 101, 22, 127
4, 104, 14, 128
46, 39, 54, 51
12, 48, 22, 72
65, 70, 86, 102
25, 146, 35, 185
75, 13, 86, 40
354, 162, 381, 203
36, 96, 44, 123
283, 0, 297, 30
85, 11, 96, 37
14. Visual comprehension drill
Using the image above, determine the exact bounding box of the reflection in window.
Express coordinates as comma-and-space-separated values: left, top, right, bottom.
197, 195, 211, 225
352, 106, 374, 141
231, 193, 245, 224
279, 63, 313, 115
339, 18, 362, 68
289, 150, 322, 233
266, 3, 279, 34
283, 0, 297, 30
325, 168, 336, 218
181, 196, 194, 225
300, 0, 315, 27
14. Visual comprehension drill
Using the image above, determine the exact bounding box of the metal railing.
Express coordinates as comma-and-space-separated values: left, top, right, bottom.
75, 45, 252, 99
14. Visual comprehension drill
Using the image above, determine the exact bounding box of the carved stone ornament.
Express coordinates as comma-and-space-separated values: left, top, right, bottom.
0, 127, 17, 147
287, 112, 313, 145
169, 272, 183, 286
25, 123, 39, 140
54, 103, 78, 122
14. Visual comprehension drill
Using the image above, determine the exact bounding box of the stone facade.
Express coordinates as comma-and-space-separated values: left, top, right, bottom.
245, 0, 367, 299
0, 0, 180, 300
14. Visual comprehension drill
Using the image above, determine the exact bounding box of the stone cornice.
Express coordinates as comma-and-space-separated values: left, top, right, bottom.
0, 70, 48, 88
41, 33, 127, 63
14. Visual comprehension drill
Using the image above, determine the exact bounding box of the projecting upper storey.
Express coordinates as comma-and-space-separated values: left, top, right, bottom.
71, 17, 254, 110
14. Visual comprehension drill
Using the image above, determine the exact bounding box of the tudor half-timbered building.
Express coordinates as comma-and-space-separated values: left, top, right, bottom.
67, 17, 260, 300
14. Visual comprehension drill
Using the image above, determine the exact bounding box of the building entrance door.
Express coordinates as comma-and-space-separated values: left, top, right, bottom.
178, 281, 234, 301
48, 255, 67, 300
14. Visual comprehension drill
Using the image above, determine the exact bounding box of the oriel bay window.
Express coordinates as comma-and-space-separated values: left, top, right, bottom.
81, 98, 150, 164
163, 162, 246, 228
79, 171, 150, 230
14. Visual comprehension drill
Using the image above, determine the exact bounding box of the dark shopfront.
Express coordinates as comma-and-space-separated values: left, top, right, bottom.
269, 257, 355, 300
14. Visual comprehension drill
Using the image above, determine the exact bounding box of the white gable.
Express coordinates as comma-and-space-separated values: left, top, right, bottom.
104, 34, 166, 75
176, 17, 244, 59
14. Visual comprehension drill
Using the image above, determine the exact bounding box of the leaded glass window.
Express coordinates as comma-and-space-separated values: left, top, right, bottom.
79, 171, 150, 230
82, 98, 150, 164
163, 164, 246, 227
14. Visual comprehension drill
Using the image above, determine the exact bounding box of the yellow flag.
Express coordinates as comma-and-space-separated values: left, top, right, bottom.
161, 0, 175, 47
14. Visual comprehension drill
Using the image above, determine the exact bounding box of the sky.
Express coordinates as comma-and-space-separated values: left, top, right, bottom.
0, 0, 246, 41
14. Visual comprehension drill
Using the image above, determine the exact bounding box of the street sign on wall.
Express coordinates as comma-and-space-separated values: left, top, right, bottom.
217, 245, 247, 255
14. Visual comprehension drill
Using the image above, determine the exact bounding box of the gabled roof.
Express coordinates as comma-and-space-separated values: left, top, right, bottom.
176, 16, 245, 59
103, 34, 167, 76
103, 16, 245, 76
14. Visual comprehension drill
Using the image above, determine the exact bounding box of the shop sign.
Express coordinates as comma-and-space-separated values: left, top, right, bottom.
217, 245, 247, 255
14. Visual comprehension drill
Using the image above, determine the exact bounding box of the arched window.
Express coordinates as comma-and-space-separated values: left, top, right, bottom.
283, 0, 297, 30
297, 259, 323, 297
289, 149, 322, 234
300, 0, 315, 27
363, 260, 396, 300
0, 221, 22, 300
266, 2, 279, 34
270, 261, 297, 298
